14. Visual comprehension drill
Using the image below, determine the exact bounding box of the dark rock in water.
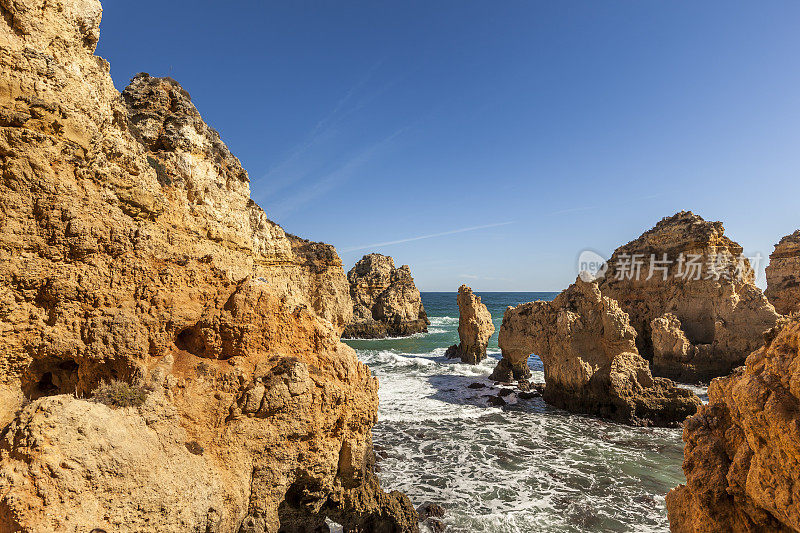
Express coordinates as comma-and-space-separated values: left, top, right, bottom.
425, 518, 446, 532
486, 395, 507, 407
416, 502, 445, 520
518, 391, 540, 400
517, 379, 531, 392
444, 345, 460, 359
498, 389, 514, 397
488, 357, 530, 382
467, 382, 486, 389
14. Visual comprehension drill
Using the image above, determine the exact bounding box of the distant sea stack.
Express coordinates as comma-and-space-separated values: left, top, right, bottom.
342, 254, 429, 339
765, 230, 800, 315
598, 211, 779, 382
666, 316, 800, 531
490, 278, 700, 426
445, 285, 495, 364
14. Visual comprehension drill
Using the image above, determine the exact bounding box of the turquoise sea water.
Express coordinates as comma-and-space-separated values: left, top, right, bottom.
344, 292, 689, 533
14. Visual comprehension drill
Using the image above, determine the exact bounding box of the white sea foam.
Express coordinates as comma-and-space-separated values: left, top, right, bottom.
428, 316, 459, 326
357, 335, 685, 533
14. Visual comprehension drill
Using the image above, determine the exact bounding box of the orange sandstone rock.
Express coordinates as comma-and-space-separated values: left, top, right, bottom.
666, 316, 800, 532
0, 1, 416, 531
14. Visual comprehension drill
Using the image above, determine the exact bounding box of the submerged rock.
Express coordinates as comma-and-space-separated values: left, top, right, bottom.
342, 254, 429, 338
765, 230, 800, 315
491, 279, 700, 426
666, 316, 800, 532
0, 1, 416, 530
445, 285, 495, 364
598, 211, 779, 382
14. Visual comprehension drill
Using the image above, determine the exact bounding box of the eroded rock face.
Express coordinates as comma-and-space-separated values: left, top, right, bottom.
598, 211, 779, 382
490, 279, 700, 426
342, 254, 428, 339
666, 317, 800, 532
0, 1, 415, 531
766, 230, 800, 315
445, 285, 494, 364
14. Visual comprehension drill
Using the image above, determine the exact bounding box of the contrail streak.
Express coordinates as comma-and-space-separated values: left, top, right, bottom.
341, 221, 514, 253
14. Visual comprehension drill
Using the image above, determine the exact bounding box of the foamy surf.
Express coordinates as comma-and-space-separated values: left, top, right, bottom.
345, 293, 691, 533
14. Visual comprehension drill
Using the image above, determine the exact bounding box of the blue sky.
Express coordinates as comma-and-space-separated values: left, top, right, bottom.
97, 1, 800, 291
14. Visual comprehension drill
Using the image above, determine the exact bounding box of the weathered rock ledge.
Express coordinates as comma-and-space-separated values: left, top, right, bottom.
0, 1, 417, 531
765, 229, 800, 315
490, 279, 700, 426
666, 316, 800, 532
599, 211, 779, 382
445, 285, 494, 364
342, 254, 429, 339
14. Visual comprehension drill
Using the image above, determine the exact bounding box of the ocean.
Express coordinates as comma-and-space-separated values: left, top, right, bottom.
343, 292, 694, 533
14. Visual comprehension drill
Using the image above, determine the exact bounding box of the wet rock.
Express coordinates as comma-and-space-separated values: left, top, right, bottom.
488, 358, 526, 383
427, 518, 444, 530
342, 254, 429, 338
467, 382, 486, 389
485, 395, 507, 407
416, 502, 445, 521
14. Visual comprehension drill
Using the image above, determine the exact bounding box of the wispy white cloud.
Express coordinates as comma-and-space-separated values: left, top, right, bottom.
253, 60, 391, 199
265, 126, 407, 220
341, 221, 514, 253
459, 273, 513, 282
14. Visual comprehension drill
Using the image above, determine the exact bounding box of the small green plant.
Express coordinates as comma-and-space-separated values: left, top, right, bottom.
91, 380, 148, 408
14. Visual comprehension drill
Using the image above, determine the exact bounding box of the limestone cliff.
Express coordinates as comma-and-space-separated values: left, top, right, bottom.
490, 279, 700, 426
342, 254, 428, 339
445, 285, 494, 364
599, 211, 779, 382
666, 316, 800, 532
765, 230, 800, 315
0, 1, 416, 531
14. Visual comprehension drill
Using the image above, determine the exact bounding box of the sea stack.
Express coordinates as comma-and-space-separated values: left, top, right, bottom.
490, 278, 700, 426
666, 316, 800, 531
598, 211, 779, 382
0, 2, 417, 531
342, 253, 429, 338
765, 230, 800, 315
445, 285, 495, 364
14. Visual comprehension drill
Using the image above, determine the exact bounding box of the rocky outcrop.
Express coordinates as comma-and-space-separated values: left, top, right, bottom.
0, 1, 416, 531
445, 285, 494, 364
342, 254, 428, 339
766, 230, 800, 315
598, 211, 779, 382
490, 279, 699, 425
666, 316, 800, 532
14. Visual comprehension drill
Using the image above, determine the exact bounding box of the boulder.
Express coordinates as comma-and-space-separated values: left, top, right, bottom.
342, 254, 429, 338
765, 230, 800, 315
666, 316, 800, 532
490, 278, 700, 426
0, 2, 416, 531
598, 211, 779, 382
445, 285, 494, 364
